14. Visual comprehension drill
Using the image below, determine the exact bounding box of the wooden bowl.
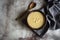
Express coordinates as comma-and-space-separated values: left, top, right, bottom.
21, 10, 47, 30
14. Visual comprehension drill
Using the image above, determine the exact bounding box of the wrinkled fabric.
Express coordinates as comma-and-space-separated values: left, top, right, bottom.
34, 0, 60, 37
46, 0, 60, 30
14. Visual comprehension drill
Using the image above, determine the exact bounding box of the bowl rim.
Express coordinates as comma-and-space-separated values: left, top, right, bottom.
26, 10, 47, 30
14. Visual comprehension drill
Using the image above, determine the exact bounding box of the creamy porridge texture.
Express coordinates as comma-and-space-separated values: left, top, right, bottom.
0, 0, 60, 40
27, 12, 45, 29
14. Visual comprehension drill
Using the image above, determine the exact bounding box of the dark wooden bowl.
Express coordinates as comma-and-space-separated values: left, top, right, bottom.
25, 10, 47, 30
